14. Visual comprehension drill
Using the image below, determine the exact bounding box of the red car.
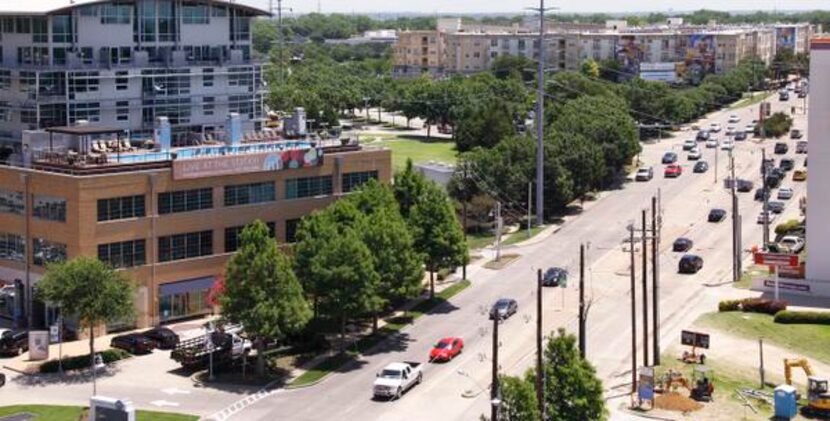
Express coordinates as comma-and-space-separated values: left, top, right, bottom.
429, 337, 464, 362
664, 164, 682, 178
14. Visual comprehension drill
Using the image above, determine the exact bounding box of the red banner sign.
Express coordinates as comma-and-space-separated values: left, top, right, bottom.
753, 252, 799, 267
172, 148, 324, 180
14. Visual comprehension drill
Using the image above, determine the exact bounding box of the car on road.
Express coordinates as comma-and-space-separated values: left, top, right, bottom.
687, 148, 702, 160
744, 124, 756, 134
111, 333, 156, 354
373, 362, 423, 400
710, 123, 722, 132
767, 201, 785, 214
734, 131, 748, 141
779, 236, 805, 254
779, 91, 790, 101
673, 238, 694, 252
141, 327, 180, 350
662, 152, 678, 164
798, 91, 807, 98
774, 142, 789, 154
766, 174, 782, 189
542, 267, 568, 287
705, 138, 719, 148
736, 179, 754, 192
778, 187, 794, 200
708, 208, 727, 222
664, 164, 682, 178
779, 158, 795, 172
720, 139, 734, 151
793, 170, 807, 181
683, 139, 697, 150
696, 130, 710, 141
0, 371, 4, 388
635, 167, 653, 181
693, 161, 709, 173
755, 188, 770, 201
429, 337, 464, 362
790, 129, 803, 139
678, 255, 704, 274
0, 329, 28, 356
796, 141, 807, 154
757, 211, 775, 224
728, 114, 741, 123
489, 298, 518, 320
725, 126, 736, 136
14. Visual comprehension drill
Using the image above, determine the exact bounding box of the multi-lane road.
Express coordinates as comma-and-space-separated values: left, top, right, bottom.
229, 93, 808, 420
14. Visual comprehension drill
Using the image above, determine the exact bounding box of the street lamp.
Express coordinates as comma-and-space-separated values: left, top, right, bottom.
205, 323, 215, 381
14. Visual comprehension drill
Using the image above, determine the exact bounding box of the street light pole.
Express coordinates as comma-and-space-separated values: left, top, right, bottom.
491, 310, 500, 421
641, 209, 649, 368
730, 151, 739, 283
579, 244, 586, 359
651, 196, 660, 365
628, 224, 637, 394
536, 269, 544, 419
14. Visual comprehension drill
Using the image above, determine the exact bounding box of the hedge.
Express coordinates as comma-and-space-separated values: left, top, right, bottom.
40, 349, 131, 373
774, 219, 802, 236
774, 310, 830, 325
718, 298, 787, 315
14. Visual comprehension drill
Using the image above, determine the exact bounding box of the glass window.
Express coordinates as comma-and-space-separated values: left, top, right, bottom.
0, 232, 25, 263
212, 5, 227, 17
224, 182, 275, 207
32, 18, 48, 43
157, 0, 177, 42
138, 0, 156, 42
0, 189, 24, 215
202, 68, 214, 87
158, 188, 212, 214
116, 101, 130, 121
97, 195, 145, 222
98, 239, 146, 268
68, 102, 100, 123
68, 72, 100, 94
33, 195, 66, 222
224, 222, 275, 252
158, 230, 212, 262
285, 176, 333, 199
202, 96, 214, 116
285, 218, 300, 243
342, 171, 379, 193
16, 17, 31, 34
0, 71, 10, 90
182, 3, 209, 24
33, 238, 67, 266
101, 4, 131, 24
52, 15, 72, 43
116, 71, 129, 91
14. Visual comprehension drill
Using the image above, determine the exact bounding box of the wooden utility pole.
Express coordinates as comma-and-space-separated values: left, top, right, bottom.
579, 244, 586, 359
536, 269, 544, 419
651, 196, 660, 365
491, 312, 500, 421
629, 225, 637, 393
641, 209, 649, 367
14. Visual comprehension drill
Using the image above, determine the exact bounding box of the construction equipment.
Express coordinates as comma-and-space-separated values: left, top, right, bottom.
655, 367, 715, 402
783, 358, 830, 417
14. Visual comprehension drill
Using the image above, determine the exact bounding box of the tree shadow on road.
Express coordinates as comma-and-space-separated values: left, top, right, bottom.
10, 365, 122, 388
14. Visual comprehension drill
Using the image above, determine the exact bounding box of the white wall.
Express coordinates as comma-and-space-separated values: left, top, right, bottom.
806, 44, 830, 282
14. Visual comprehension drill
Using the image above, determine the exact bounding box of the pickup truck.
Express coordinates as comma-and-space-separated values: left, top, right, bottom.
779, 236, 805, 254
171, 326, 251, 370
373, 362, 423, 399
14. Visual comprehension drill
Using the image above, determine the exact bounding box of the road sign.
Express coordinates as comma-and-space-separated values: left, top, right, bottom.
753, 252, 799, 267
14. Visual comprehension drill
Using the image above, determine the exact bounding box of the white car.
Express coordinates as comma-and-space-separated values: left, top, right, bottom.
728, 114, 740, 123
725, 126, 736, 136
706, 138, 719, 148
373, 362, 423, 399
744, 124, 755, 133
710, 123, 722, 132
688, 148, 702, 160
720, 139, 734, 150
778, 187, 794, 200
682, 139, 697, 151
757, 211, 775, 224
779, 236, 805, 253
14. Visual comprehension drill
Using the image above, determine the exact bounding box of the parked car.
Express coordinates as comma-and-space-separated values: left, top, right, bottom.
705, 138, 719, 149
779, 91, 789, 101
693, 161, 709, 173
755, 188, 770, 202
793, 170, 807, 181
708, 208, 727, 222
664, 164, 682, 178
635, 167, 653, 182
720, 139, 734, 151
141, 327, 180, 350
0, 371, 4, 388
778, 187, 794, 200
744, 123, 756, 134
796, 141, 807, 154
736, 179, 754, 192
489, 299, 518, 320
111, 333, 156, 354
725, 126, 736, 136
696, 130, 710, 141
797, 91, 807, 98
682, 139, 697, 151
429, 337, 464, 362
779, 158, 795, 172
779, 236, 805, 253
768, 201, 785, 214
687, 148, 702, 160
790, 129, 803, 139
673, 238, 694, 252
757, 211, 775, 224
678, 255, 704, 274
728, 114, 740, 123
734, 131, 748, 141
710, 123, 722, 132
662, 152, 678, 164
542, 267, 568, 287
0, 330, 28, 356
774, 142, 789, 154
373, 362, 423, 400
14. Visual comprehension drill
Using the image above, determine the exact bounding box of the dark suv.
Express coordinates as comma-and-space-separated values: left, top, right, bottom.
774, 143, 789, 154
111, 333, 156, 354
542, 267, 568, 287
708, 209, 727, 222
141, 327, 180, 350
679, 255, 704, 274
0, 330, 28, 356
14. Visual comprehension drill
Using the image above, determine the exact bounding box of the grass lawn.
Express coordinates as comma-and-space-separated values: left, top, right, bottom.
729, 91, 773, 110
502, 225, 548, 246
697, 311, 830, 363
0, 405, 197, 421
466, 231, 495, 250
734, 265, 770, 289
370, 135, 457, 172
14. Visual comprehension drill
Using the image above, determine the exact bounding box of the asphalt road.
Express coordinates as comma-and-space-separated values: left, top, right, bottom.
233, 93, 808, 421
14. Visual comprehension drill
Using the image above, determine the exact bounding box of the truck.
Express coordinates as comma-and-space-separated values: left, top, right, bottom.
373, 362, 423, 400
170, 325, 251, 370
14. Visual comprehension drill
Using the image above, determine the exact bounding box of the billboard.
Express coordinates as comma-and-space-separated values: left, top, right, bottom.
777, 27, 796, 51
172, 148, 324, 180
640, 62, 679, 83
679, 34, 716, 83
616, 35, 645, 76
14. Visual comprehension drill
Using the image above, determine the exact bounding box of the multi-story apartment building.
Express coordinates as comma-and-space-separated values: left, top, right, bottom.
0, 116, 392, 331
0, 0, 268, 152
392, 30, 445, 78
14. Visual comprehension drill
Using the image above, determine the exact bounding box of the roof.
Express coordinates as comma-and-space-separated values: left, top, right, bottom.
45, 125, 125, 135
0, 0, 269, 16
812, 38, 830, 50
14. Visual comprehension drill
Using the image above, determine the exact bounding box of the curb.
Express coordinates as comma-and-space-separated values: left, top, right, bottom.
2, 364, 32, 376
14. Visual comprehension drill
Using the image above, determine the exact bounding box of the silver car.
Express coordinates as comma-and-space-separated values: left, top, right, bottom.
778, 187, 794, 200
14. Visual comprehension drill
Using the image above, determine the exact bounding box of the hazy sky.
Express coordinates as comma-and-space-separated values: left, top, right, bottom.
244, 0, 829, 15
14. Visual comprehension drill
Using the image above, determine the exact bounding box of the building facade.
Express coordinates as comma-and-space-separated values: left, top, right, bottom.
0, 0, 268, 151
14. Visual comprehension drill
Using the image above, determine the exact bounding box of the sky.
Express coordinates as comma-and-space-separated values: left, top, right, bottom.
244, 0, 829, 15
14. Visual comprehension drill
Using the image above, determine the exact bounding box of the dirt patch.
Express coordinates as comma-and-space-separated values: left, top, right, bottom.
483, 254, 521, 270
655, 392, 704, 413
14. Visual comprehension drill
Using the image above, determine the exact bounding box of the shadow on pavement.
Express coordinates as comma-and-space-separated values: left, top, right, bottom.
10, 365, 121, 388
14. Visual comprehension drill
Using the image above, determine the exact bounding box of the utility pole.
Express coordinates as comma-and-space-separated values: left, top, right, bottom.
495, 201, 502, 262
491, 311, 500, 421
272, 0, 290, 85
641, 209, 649, 367
628, 224, 637, 394
579, 244, 586, 359
762, 148, 770, 248
730, 151, 739, 283
714, 142, 719, 184
527, 182, 532, 238
528, 0, 555, 226
536, 269, 544, 419
759, 338, 765, 388
651, 196, 660, 365
462, 163, 468, 281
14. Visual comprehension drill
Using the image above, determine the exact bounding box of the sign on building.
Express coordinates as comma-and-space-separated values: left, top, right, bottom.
172, 148, 324, 180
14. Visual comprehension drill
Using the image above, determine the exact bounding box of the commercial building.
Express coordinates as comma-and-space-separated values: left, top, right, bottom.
0, 0, 268, 152
0, 114, 392, 332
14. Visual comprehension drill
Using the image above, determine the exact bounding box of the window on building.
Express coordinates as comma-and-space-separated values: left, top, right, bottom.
32, 17, 48, 43
342, 171, 378, 193
228, 95, 253, 118
229, 15, 250, 41
212, 5, 228, 17
158, 188, 213, 214
157, 0, 177, 42
0, 71, 9, 90
33, 238, 67, 266
69, 102, 101, 123
97, 195, 145, 222
0, 189, 23, 215
15, 17, 31, 34
224, 222, 275, 252
68, 72, 100, 95
202, 68, 214, 87
33, 195, 66, 222
115, 71, 129, 91
98, 239, 146, 268
116, 101, 130, 121
224, 182, 275, 207
0, 232, 25, 263
285, 176, 333, 199
52, 15, 72, 43
1, 18, 14, 33
182, 3, 209, 24
158, 230, 213, 262
79, 5, 98, 16
52, 47, 68, 66
138, 0, 156, 42
101, 4, 131, 24
285, 218, 300, 243
202, 96, 214, 116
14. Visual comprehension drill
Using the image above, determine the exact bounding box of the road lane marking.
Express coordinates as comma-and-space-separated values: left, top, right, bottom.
150, 400, 180, 408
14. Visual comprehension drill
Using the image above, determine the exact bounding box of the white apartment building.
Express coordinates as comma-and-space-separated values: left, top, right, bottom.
0, 0, 268, 150
806, 37, 830, 296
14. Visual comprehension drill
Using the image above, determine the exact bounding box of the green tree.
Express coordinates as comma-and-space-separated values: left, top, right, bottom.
221, 220, 311, 376
491, 55, 536, 82
37, 257, 135, 382
580, 59, 600, 79
455, 101, 517, 152
394, 159, 429, 219
499, 373, 541, 421
542, 328, 606, 420
763, 112, 793, 138
409, 182, 468, 298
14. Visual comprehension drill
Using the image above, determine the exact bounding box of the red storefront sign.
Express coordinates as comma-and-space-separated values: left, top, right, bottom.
753, 252, 799, 267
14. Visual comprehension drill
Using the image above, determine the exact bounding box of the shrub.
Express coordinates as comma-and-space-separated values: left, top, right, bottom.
40, 348, 131, 373
740, 298, 788, 315
774, 310, 830, 325
436, 268, 451, 281
775, 219, 802, 236
718, 299, 742, 312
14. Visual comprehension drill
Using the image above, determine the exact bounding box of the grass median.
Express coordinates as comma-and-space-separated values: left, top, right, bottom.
288, 279, 472, 388
0, 405, 197, 421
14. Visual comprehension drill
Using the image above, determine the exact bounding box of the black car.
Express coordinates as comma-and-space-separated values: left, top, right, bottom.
774, 143, 789, 154
766, 174, 782, 189
734, 131, 747, 141
673, 238, 693, 252
798, 91, 807, 98
0, 330, 28, 356
736, 179, 754, 192
662, 152, 678, 164
693, 161, 709, 173
754, 188, 770, 202
779, 158, 795, 172
489, 298, 518, 320
542, 267, 568, 287
790, 129, 803, 139
708, 208, 726, 222
111, 333, 156, 354
768, 201, 785, 214
0, 371, 5, 388
141, 327, 180, 350
679, 255, 704, 274
696, 130, 710, 141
